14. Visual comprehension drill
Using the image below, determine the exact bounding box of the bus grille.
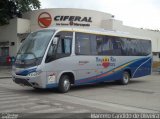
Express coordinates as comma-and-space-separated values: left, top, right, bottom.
14, 78, 32, 86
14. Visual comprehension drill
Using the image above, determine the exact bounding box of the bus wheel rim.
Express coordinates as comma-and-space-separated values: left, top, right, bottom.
64, 79, 70, 91
123, 73, 129, 83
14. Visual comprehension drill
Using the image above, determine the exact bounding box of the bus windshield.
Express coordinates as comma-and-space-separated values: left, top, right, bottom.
16, 30, 54, 68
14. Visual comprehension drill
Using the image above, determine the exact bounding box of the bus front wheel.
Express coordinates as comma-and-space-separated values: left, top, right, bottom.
58, 75, 71, 93
119, 71, 130, 85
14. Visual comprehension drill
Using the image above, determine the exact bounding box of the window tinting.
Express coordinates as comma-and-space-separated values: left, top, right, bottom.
96, 35, 151, 56
75, 33, 91, 55
56, 31, 72, 58
75, 32, 151, 56
45, 31, 73, 63
96, 36, 123, 56
57, 38, 72, 54
96, 35, 104, 55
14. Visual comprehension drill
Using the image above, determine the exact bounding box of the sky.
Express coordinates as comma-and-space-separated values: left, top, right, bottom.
39, 0, 160, 30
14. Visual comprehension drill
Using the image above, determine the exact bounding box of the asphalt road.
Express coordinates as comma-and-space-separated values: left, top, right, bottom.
0, 73, 160, 118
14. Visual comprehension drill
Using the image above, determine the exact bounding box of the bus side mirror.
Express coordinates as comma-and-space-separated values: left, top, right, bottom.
159, 53, 160, 58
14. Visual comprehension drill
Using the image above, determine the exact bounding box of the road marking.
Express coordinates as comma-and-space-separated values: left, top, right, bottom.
1, 107, 26, 113
0, 84, 104, 114
29, 105, 51, 110
0, 96, 29, 101
71, 109, 90, 113
66, 106, 75, 110
0, 91, 8, 93
0, 83, 26, 90
0, 93, 21, 97
48, 94, 159, 113
24, 105, 52, 113
31, 108, 64, 113
0, 102, 36, 110
0, 98, 38, 105
53, 103, 62, 106
0, 89, 92, 114
0, 92, 16, 95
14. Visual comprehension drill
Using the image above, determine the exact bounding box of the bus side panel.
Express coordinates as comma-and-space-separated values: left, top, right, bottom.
42, 56, 98, 88
91, 70, 123, 84
75, 56, 152, 85
130, 57, 152, 78
42, 55, 152, 88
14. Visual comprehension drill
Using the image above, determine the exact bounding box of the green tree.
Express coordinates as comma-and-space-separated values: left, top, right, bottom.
0, 0, 41, 26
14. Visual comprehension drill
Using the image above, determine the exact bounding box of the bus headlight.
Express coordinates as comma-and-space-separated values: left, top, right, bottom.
27, 71, 42, 77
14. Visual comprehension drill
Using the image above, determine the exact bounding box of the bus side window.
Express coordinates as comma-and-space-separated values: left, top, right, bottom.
96, 35, 115, 56
56, 32, 72, 59
45, 31, 73, 63
57, 38, 72, 53
75, 33, 91, 55
111, 37, 123, 56
75, 32, 97, 55
96, 35, 104, 55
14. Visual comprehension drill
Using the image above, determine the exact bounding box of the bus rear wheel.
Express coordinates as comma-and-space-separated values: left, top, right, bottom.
119, 71, 130, 85
58, 75, 71, 93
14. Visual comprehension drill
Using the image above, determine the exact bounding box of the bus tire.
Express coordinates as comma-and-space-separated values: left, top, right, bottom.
119, 71, 130, 85
58, 75, 71, 93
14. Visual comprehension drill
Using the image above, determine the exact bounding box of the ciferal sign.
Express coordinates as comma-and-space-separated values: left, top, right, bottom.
54, 16, 92, 22
54, 16, 92, 27
38, 12, 93, 27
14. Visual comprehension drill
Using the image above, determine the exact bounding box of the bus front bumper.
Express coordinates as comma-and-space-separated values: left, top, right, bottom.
12, 73, 44, 88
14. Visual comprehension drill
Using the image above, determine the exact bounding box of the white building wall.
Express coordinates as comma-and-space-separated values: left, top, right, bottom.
0, 19, 18, 56
101, 19, 123, 30
17, 18, 30, 33
0, 18, 31, 57
17, 18, 31, 52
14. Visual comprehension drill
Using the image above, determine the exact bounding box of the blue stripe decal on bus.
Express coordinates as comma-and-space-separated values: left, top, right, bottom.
16, 68, 37, 76
75, 57, 151, 85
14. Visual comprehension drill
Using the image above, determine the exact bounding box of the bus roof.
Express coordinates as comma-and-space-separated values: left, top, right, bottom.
45, 26, 151, 40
